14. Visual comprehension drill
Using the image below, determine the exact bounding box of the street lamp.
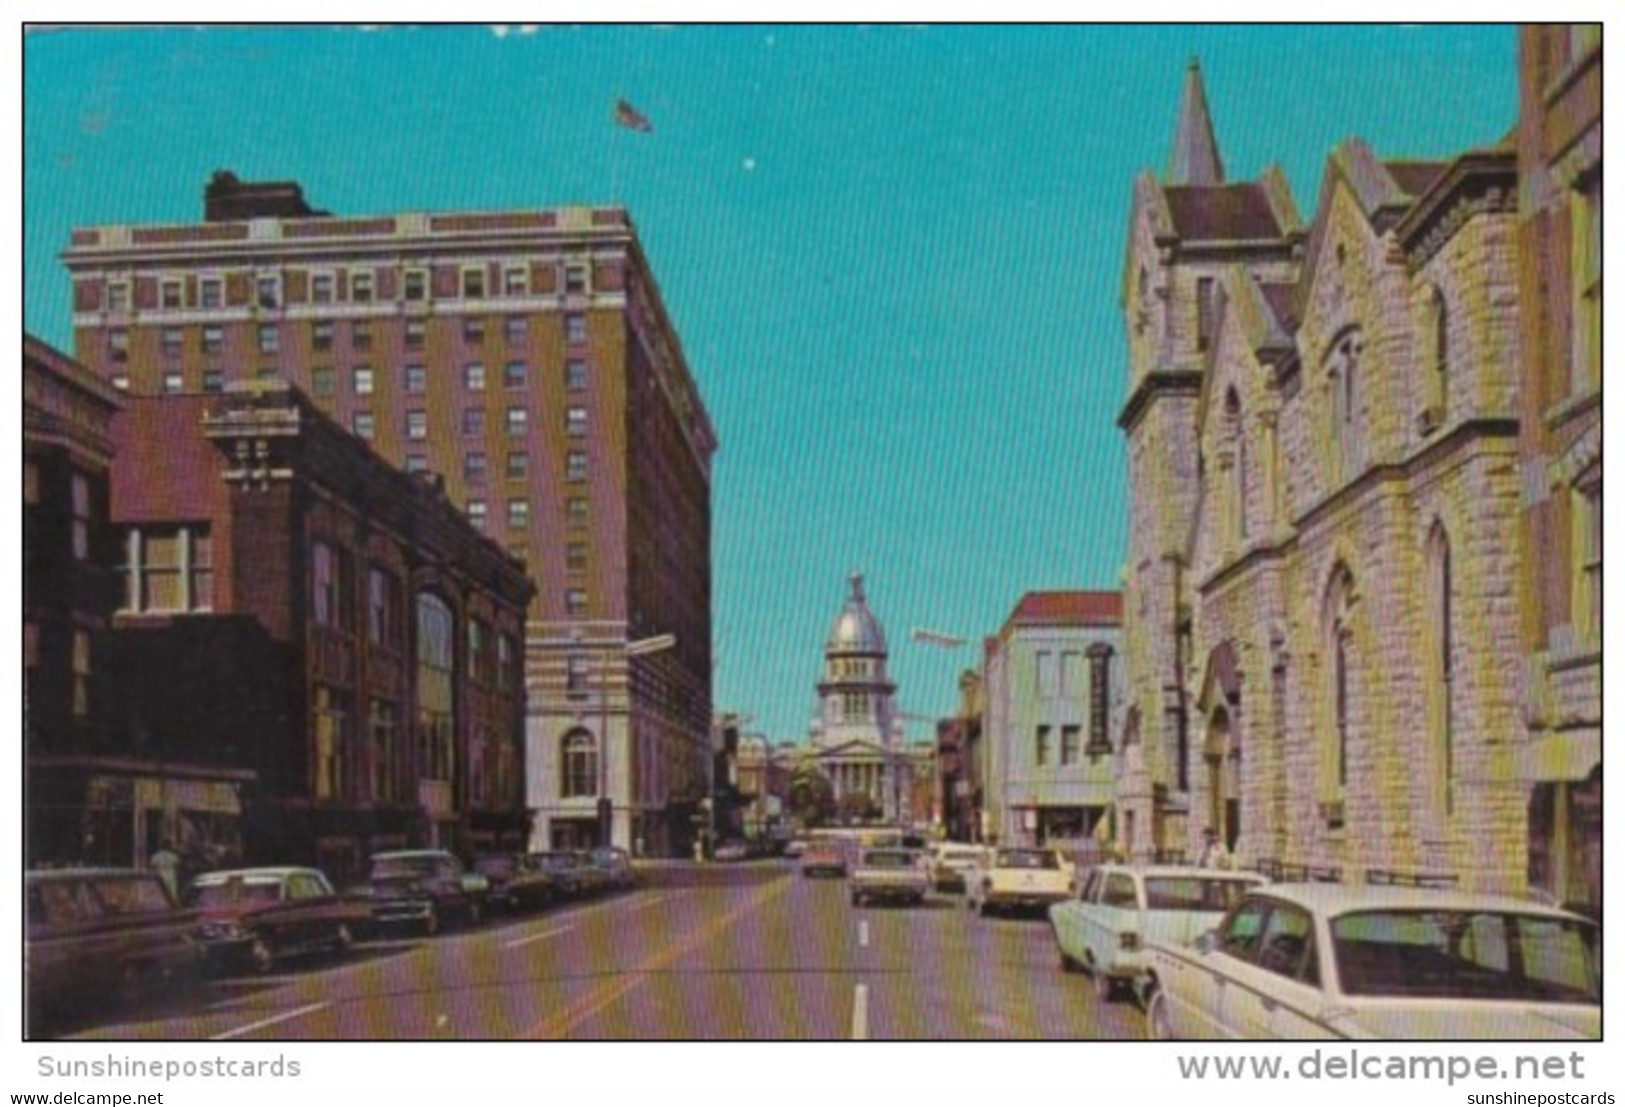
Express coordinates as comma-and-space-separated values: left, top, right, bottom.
912, 628, 974, 842
587, 631, 677, 849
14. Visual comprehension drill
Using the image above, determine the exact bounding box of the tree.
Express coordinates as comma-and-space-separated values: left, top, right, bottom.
787, 767, 836, 828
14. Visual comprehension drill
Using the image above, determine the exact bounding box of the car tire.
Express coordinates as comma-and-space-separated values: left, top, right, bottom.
247, 935, 276, 976
1145, 988, 1176, 1041
1060, 951, 1083, 974
1093, 963, 1117, 1004
330, 923, 354, 958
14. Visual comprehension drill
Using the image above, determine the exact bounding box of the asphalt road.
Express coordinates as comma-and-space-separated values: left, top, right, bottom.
55, 862, 1143, 1041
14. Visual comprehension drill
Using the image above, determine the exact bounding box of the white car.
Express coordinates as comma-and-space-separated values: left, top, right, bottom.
1049, 865, 1265, 1002
927, 843, 988, 893
965, 848, 1075, 917
1142, 883, 1600, 1040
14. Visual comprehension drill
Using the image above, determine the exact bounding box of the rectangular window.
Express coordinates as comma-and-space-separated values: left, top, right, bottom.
71, 474, 92, 561
256, 275, 281, 309
1061, 725, 1081, 766
566, 406, 587, 437
1036, 651, 1057, 696
566, 359, 588, 390
258, 324, 280, 354
202, 370, 224, 393
404, 269, 428, 302
507, 499, 530, 530
311, 272, 336, 305
465, 363, 486, 391
311, 685, 349, 800
1572, 182, 1601, 394
161, 327, 184, 357
467, 500, 487, 531
405, 410, 427, 440
199, 277, 223, 309
405, 319, 426, 349
312, 367, 335, 396
258, 367, 279, 383
564, 313, 587, 344
503, 315, 527, 343
566, 588, 588, 617
352, 320, 372, 351
404, 364, 426, 394
503, 266, 528, 296
351, 366, 375, 395
72, 630, 91, 720
566, 542, 588, 573
566, 450, 588, 482
464, 316, 487, 344
505, 451, 529, 480
566, 655, 591, 694
368, 567, 401, 648
1035, 725, 1051, 767
404, 453, 428, 474
202, 325, 224, 354
311, 540, 351, 629
311, 320, 333, 352
108, 329, 128, 362
352, 412, 374, 440
110, 374, 129, 392
162, 371, 184, 395
462, 266, 487, 299
504, 361, 527, 390
1196, 276, 1218, 352
564, 260, 589, 295
349, 270, 374, 303
370, 700, 398, 802
161, 278, 184, 310
567, 496, 588, 525
1577, 483, 1601, 648
107, 280, 131, 313
463, 407, 485, 436
465, 452, 488, 481
506, 407, 528, 437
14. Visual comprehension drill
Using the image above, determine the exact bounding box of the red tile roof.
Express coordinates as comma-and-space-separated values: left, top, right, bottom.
1003, 590, 1123, 633
1163, 183, 1283, 242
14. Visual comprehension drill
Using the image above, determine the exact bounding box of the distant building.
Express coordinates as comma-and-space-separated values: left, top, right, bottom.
106, 381, 533, 884
24, 335, 124, 867
1118, 59, 1536, 892
1514, 26, 1600, 914
805, 574, 919, 824
60, 175, 717, 857
981, 592, 1124, 847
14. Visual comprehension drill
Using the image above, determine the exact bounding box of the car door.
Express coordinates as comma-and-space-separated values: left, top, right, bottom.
1220, 901, 1335, 1039
1096, 871, 1140, 972
1054, 869, 1097, 959
1180, 895, 1269, 1039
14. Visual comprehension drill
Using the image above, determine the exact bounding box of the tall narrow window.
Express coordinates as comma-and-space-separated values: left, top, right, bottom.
1196, 276, 1218, 352
1087, 644, 1114, 753
1575, 480, 1601, 649
70, 474, 92, 562
1572, 181, 1601, 394
416, 593, 456, 781
71, 630, 91, 721
1432, 287, 1450, 417
1326, 330, 1362, 482
561, 729, 598, 798
1035, 725, 1051, 767
312, 685, 350, 800
371, 700, 398, 802
1427, 525, 1454, 821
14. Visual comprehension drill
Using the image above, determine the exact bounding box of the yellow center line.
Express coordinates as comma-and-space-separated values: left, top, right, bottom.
526, 875, 791, 1039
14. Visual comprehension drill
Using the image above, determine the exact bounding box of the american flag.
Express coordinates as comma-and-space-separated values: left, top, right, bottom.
614, 98, 653, 133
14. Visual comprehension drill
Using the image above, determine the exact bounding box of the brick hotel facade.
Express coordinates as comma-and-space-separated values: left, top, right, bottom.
61, 175, 717, 856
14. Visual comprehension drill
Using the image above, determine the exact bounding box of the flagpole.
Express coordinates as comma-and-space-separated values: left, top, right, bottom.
610, 90, 621, 206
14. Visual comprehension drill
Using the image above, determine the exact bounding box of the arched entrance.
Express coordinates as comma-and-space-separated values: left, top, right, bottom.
1198, 642, 1243, 852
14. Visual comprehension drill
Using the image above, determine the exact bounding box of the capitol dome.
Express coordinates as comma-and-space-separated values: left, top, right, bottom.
826, 572, 888, 654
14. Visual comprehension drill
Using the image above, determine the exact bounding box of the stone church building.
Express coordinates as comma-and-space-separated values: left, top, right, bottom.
1116, 60, 1537, 893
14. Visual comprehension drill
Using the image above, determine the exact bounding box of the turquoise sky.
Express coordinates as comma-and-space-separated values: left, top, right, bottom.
23, 25, 1516, 742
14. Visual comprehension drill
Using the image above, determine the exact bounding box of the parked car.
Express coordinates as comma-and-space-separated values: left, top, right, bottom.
353, 850, 489, 936
783, 839, 810, 860
187, 866, 366, 974
527, 851, 595, 898
1141, 883, 1601, 1040
927, 842, 988, 894
25, 868, 200, 1026
849, 848, 930, 907
800, 844, 849, 878
472, 853, 556, 914
713, 840, 749, 862
589, 846, 637, 890
1049, 864, 1265, 1001
966, 848, 1076, 917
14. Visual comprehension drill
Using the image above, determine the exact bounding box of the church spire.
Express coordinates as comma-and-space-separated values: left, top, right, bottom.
1166, 57, 1225, 186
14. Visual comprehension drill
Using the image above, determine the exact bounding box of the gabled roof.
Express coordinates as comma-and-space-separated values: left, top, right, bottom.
1163, 183, 1285, 243
1001, 591, 1123, 636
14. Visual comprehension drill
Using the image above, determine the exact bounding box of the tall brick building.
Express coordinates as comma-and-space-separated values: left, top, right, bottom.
1514, 27, 1600, 914
1117, 61, 1533, 892
60, 175, 717, 856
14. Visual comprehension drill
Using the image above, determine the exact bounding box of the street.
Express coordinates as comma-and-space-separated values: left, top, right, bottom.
55, 862, 1140, 1041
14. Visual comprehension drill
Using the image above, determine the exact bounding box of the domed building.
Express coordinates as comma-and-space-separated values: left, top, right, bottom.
805, 573, 910, 822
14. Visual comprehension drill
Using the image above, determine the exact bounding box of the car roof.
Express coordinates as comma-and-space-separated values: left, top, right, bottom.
27, 867, 159, 883
1095, 864, 1266, 881
192, 867, 314, 884
1249, 882, 1593, 921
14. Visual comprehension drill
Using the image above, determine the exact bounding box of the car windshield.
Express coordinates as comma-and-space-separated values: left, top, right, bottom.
1331, 910, 1600, 1003
94, 877, 175, 914
372, 856, 440, 878
1145, 876, 1258, 912
191, 879, 281, 906
996, 850, 1058, 870
862, 851, 915, 869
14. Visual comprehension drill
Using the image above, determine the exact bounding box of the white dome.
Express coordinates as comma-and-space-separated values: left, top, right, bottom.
826, 573, 888, 655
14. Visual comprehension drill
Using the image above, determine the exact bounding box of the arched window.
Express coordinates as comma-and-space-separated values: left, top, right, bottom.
1426, 524, 1454, 821
1225, 388, 1247, 542
1321, 565, 1356, 817
1325, 329, 1363, 483
415, 592, 455, 782
1431, 287, 1450, 416
560, 728, 598, 798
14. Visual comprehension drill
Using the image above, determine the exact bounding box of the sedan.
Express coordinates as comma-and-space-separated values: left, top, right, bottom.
188, 867, 365, 974
1049, 865, 1264, 1001
353, 850, 489, 936
799, 844, 848, 879
1142, 883, 1600, 1040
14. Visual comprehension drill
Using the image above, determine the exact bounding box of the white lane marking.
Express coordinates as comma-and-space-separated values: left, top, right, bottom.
503, 924, 577, 950
210, 1001, 330, 1041
858, 920, 869, 948
851, 984, 869, 1040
